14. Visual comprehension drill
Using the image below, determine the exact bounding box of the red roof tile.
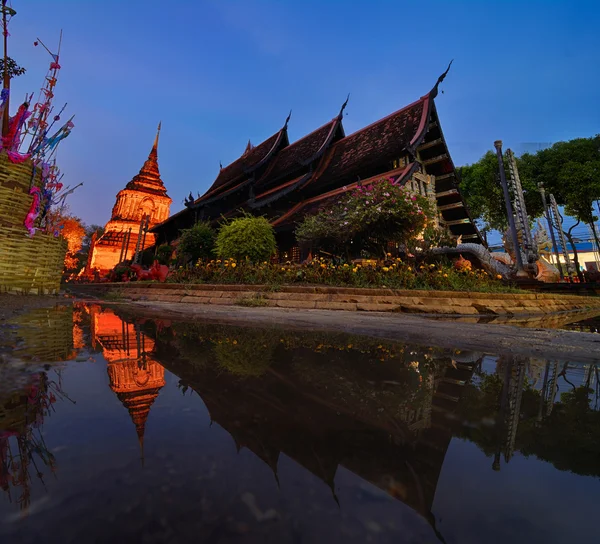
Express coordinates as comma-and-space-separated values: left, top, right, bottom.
256, 119, 338, 187
309, 97, 429, 189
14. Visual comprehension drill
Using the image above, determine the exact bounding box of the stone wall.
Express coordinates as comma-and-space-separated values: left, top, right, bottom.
72, 283, 600, 316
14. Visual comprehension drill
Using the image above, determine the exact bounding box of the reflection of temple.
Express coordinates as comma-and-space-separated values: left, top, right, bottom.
90, 307, 165, 458
89, 124, 172, 273
144, 324, 481, 533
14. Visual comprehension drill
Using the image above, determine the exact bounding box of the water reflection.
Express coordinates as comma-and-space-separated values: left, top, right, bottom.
0, 368, 70, 516
1, 304, 599, 543
91, 306, 166, 464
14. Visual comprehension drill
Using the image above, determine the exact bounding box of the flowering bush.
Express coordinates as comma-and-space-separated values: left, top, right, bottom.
295, 177, 434, 259
167, 256, 516, 293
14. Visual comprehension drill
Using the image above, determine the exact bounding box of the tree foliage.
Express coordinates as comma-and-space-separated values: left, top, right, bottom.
60, 216, 86, 274
178, 222, 216, 263
0, 57, 26, 80
215, 215, 276, 263
457, 151, 544, 232
155, 244, 174, 265
295, 178, 433, 259
458, 135, 600, 234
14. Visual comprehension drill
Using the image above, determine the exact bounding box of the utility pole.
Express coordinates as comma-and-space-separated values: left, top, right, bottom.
494, 140, 526, 276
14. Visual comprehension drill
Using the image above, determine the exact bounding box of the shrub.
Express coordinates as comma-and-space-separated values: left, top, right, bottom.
215, 215, 276, 263
178, 222, 216, 263
155, 244, 173, 265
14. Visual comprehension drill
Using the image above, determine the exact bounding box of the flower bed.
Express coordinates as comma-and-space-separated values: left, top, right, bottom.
166, 256, 517, 293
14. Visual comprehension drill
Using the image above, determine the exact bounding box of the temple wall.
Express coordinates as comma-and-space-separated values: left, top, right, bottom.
112, 190, 171, 225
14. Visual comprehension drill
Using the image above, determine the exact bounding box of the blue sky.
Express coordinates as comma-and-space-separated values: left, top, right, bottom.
7, 0, 600, 227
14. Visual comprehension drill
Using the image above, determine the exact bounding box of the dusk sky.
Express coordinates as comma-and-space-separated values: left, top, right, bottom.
7, 0, 600, 227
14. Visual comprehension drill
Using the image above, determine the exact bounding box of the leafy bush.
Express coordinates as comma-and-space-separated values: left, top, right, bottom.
215, 215, 276, 263
155, 244, 173, 265
296, 177, 434, 259
178, 222, 215, 263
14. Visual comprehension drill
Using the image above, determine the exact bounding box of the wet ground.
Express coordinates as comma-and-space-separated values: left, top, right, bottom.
1, 302, 600, 543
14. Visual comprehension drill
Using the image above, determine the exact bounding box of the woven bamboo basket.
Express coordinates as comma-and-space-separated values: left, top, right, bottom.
0, 152, 67, 294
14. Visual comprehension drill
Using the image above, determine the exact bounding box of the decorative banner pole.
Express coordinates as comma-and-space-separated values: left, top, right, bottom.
549, 194, 575, 276
494, 140, 526, 276
132, 214, 147, 265
1, 0, 16, 137
537, 182, 564, 279
506, 149, 536, 265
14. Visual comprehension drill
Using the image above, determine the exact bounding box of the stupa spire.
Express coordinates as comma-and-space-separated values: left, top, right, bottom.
151, 121, 161, 157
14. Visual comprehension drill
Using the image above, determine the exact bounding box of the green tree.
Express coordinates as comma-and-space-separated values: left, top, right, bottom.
559, 160, 600, 251
295, 177, 433, 259
178, 222, 216, 263
457, 151, 544, 232
215, 215, 276, 263
0, 57, 26, 80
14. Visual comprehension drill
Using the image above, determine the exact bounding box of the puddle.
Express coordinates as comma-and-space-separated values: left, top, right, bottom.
1, 303, 599, 543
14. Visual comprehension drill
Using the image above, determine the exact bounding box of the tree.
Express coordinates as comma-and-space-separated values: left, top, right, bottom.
178, 222, 216, 263
0, 57, 26, 80
559, 160, 600, 252
295, 177, 433, 259
519, 135, 600, 204
59, 216, 86, 276
457, 151, 544, 232
215, 215, 276, 263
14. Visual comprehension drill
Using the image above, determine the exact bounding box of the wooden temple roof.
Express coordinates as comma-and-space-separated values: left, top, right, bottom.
151, 64, 483, 245
255, 118, 339, 188
197, 121, 289, 204
308, 97, 428, 191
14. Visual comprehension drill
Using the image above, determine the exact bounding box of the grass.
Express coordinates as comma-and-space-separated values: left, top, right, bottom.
236, 294, 269, 307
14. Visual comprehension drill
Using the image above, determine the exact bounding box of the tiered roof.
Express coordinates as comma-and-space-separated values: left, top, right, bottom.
196, 116, 291, 204
125, 123, 169, 197
308, 97, 428, 191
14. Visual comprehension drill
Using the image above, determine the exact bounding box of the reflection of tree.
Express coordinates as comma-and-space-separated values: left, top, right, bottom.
456, 359, 600, 477
0, 369, 72, 515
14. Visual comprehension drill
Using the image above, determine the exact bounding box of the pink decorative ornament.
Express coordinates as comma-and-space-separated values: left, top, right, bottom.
24, 187, 42, 237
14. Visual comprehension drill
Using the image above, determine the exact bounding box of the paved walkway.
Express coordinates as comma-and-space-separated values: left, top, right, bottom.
109, 300, 600, 364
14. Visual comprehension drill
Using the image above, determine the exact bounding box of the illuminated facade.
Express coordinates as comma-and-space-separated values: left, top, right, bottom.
89, 124, 172, 273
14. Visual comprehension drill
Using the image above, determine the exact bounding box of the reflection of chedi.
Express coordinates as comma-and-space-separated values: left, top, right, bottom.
89, 123, 172, 273
92, 308, 165, 457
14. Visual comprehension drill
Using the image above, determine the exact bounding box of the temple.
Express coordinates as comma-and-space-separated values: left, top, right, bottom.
88, 124, 172, 273
151, 66, 482, 257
